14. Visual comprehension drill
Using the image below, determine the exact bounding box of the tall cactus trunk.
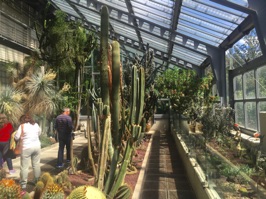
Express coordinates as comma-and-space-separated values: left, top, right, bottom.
87, 116, 97, 176
108, 66, 145, 198
96, 106, 110, 189
104, 41, 121, 194
100, 5, 110, 107
96, 5, 111, 190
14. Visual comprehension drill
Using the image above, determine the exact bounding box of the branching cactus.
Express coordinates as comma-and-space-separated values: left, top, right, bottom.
85, 5, 146, 199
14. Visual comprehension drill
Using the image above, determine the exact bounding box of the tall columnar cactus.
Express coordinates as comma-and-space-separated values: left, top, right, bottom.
108, 66, 145, 198
88, 5, 146, 199
96, 5, 112, 190
104, 40, 121, 194
100, 5, 110, 107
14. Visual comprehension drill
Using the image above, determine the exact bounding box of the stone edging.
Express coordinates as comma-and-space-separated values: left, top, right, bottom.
131, 130, 155, 199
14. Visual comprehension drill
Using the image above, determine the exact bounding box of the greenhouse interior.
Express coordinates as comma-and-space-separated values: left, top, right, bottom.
1, 0, 266, 198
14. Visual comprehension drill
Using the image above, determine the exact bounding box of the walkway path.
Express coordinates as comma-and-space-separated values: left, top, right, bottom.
135, 118, 197, 199
4, 133, 88, 193
3, 119, 197, 199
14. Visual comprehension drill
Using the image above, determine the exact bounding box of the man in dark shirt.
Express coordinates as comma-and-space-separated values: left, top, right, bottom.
55, 108, 73, 168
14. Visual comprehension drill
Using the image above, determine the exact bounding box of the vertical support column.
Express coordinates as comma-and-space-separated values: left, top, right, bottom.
228, 69, 234, 109
259, 112, 266, 154
206, 46, 227, 105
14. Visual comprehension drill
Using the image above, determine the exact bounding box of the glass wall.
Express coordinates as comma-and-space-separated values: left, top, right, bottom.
234, 65, 266, 132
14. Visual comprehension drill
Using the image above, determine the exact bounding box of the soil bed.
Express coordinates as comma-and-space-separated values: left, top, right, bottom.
66, 135, 151, 198
207, 138, 266, 198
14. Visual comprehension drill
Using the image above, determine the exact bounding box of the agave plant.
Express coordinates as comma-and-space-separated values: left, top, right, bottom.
0, 86, 23, 126
23, 69, 59, 117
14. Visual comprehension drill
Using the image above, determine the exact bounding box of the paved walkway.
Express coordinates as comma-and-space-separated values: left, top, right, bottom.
3, 119, 197, 199
134, 119, 197, 199
4, 133, 88, 193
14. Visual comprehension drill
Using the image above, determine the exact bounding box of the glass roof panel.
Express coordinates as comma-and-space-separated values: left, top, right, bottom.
51, 0, 253, 68
132, 0, 173, 29
110, 20, 139, 41
76, 6, 100, 26
93, 0, 127, 11
179, 20, 227, 40
179, 13, 233, 34
183, 0, 246, 24
176, 0, 249, 47
140, 31, 168, 53
177, 25, 223, 46
194, 0, 248, 18
226, 0, 248, 7
176, 48, 207, 61
181, 7, 238, 29
52, 0, 80, 18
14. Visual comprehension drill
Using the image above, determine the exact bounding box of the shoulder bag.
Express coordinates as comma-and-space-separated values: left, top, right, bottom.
13, 124, 24, 156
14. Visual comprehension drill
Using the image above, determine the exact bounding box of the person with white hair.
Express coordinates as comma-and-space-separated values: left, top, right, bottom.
54, 108, 73, 168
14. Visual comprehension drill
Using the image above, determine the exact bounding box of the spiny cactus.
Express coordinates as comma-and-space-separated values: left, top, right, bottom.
0, 168, 6, 180
39, 172, 54, 187
0, 178, 22, 199
68, 185, 106, 199
33, 181, 45, 199
54, 170, 72, 190
113, 184, 132, 199
41, 183, 65, 199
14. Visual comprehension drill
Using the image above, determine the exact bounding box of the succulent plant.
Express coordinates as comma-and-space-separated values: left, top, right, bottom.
68, 185, 106, 199
33, 181, 45, 199
0, 168, 6, 180
113, 184, 132, 199
54, 170, 72, 190
41, 183, 65, 199
39, 172, 54, 187
0, 178, 22, 199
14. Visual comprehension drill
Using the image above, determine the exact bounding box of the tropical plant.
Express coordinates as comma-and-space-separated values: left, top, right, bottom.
155, 68, 214, 125
34, 3, 98, 129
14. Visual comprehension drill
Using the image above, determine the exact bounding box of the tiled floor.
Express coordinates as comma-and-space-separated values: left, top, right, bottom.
139, 119, 197, 199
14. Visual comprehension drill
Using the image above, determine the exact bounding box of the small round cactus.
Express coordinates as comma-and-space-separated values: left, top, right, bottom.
41, 183, 65, 199
68, 185, 106, 199
0, 178, 21, 198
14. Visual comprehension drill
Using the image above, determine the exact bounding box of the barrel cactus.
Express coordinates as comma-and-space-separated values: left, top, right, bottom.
68, 185, 106, 199
114, 184, 132, 199
41, 183, 65, 199
0, 178, 21, 199
39, 172, 54, 187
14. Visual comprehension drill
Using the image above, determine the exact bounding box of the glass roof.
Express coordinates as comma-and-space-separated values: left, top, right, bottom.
51, 0, 252, 69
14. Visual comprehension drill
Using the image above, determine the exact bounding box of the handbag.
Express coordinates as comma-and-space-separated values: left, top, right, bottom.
13, 124, 24, 156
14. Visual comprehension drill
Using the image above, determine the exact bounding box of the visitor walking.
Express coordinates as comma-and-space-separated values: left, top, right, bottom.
0, 113, 16, 174
54, 108, 73, 168
14, 114, 41, 191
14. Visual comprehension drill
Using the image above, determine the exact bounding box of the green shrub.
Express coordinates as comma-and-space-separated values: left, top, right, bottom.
40, 135, 55, 148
